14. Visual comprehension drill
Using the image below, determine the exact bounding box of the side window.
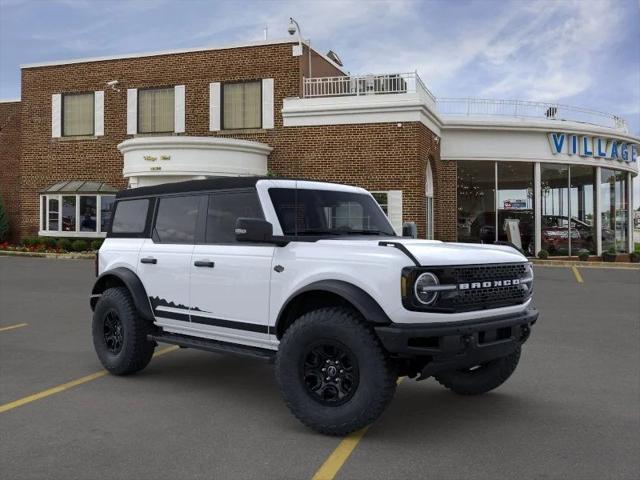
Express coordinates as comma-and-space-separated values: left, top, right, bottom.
206, 190, 263, 243
111, 199, 149, 233
154, 195, 200, 244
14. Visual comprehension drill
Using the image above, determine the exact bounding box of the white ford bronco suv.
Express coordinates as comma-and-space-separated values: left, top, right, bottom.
91, 177, 537, 435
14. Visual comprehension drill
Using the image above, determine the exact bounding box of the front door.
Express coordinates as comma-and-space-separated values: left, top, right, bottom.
137, 194, 203, 332
189, 190, 274, 349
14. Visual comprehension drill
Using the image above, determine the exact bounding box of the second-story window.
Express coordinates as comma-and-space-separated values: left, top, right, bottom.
223, 81, 261, 129
63, 92, 94, 136
138, 87, 175, 133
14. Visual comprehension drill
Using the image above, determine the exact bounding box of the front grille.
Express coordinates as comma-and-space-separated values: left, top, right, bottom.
404, 262, 532, 313
452, 263, 527, 283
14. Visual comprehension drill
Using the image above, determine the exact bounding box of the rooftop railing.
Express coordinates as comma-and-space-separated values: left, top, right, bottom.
303, 72, 436, 102
301, 74, 628, 132
435, 98, 628, 132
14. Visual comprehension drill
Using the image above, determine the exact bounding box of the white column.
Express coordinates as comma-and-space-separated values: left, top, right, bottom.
96, 195, 102, 234
45, 195, 49, 232
595, 167, 602, 256
57, 194, 62, 234
75, 195, 80, 232
387, 190, 403, 235
628, 172, 634, 253
534, 162, 541, 256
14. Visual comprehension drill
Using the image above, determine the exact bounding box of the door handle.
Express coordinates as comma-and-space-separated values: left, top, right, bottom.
194, 260, 215, 268
140, 257, 157, 264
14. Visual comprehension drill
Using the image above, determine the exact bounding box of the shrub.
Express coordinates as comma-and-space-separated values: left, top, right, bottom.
0, 195, 9, 242
22, 237, 38, 247
603, 245, 617, 262
577, 249, 590, 261
630, 252, 640, 263
56, 238, 73, 252
90, 239, 104, 251
71, 239, 88, 252
40, 237, 58, 249
537, 249, 549, 259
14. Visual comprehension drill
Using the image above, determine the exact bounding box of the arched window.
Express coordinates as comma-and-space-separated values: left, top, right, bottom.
426, 161, 434, 239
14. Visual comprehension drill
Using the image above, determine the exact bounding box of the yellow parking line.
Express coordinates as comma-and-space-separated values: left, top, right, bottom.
0, 323, 28, 333
0, 345, 178, 414
571, 265, 584, 283
311, 377, 405, 480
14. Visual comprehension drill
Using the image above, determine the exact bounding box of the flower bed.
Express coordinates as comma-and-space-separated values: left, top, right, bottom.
0, 237, 103, 254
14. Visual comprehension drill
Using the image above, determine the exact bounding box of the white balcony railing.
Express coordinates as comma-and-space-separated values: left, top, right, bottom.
303, 72, 436, 102
436, 98, 628, 132
302, 74, 628, 132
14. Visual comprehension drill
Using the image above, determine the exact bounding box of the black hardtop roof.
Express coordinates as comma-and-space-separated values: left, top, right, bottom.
115, 176, 305, 199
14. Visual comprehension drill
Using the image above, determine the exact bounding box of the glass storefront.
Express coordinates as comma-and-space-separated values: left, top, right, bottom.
457, 161, 495, 243
458, 160, 631, 256
601, 169, 629, 253
540, 164, 570, 255
497, 162, 534, 253
458, 161, 534, 251
570, 165, 596, 254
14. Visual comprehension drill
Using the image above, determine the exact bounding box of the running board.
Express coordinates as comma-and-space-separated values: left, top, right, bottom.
148, 332, 276, 363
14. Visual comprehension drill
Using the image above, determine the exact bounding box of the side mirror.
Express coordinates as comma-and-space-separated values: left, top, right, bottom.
402, 221, 418, 238
235, 218, 274, 243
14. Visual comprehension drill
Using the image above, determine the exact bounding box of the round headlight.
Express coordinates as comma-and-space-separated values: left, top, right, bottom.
414, 272, 440, 305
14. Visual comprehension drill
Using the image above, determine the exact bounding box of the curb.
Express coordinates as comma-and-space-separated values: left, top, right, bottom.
0, 250, 94, 260
531, 259, 640, 270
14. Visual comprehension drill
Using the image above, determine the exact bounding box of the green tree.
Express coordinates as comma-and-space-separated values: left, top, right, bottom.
0, 194, 9, 242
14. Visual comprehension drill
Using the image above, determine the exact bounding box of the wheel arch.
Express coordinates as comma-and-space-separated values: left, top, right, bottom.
274, 280, 391, 339
90, 267, 154, 322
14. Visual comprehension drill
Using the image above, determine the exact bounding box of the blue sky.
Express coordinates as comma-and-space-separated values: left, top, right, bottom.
1, 0, 639, 203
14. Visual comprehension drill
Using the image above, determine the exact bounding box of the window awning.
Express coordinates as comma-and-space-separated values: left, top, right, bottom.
41, 181, 118, 194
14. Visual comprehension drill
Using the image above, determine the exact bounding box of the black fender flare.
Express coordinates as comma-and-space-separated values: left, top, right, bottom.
275, 280, 391, 338
90, 267, 154, 322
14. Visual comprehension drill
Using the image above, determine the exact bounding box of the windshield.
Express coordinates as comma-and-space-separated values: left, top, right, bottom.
268, 188, 396, 237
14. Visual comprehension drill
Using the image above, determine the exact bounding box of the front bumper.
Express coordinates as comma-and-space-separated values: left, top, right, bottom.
374, 307, 538, 379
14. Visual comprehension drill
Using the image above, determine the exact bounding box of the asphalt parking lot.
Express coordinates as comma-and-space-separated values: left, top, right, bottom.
1, 257, 639, 480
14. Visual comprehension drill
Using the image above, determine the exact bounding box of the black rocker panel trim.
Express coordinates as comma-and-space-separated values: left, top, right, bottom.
90, 267, 154, 321
190, 314, 269, 334
155, 311, 190, 322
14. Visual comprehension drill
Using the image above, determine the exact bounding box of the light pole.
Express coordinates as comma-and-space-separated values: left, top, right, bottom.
288, 17, 312, 80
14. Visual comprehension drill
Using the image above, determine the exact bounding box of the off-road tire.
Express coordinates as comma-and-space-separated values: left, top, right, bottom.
434, 347, 521, 395
92, 287, 155, 375
276, 307, 397, 436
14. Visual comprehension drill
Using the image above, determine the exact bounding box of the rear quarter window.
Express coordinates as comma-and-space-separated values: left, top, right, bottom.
111, 199, 150, 234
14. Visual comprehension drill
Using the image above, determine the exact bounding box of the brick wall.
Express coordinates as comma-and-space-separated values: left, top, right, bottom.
0, 101, 21, 242
16, 41, 446, 241
418, 123, 457, 241
18, 42, 303, 239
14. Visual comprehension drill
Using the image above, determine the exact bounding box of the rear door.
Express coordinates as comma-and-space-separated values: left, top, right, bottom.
137, 194, 204, 332
189, 189, 275, 349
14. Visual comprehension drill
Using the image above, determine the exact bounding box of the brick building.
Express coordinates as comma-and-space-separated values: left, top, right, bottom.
1, 37, 638, 254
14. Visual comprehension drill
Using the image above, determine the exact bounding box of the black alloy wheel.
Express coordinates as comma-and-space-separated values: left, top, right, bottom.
103, 310, 124, 355
302, 341, 359, 406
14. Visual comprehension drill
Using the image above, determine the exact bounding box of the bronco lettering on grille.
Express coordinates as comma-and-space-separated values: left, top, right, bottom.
458, 279, 521, 290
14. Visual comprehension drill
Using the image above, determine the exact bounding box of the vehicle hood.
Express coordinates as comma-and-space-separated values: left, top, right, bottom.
317, 238, 528, 266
